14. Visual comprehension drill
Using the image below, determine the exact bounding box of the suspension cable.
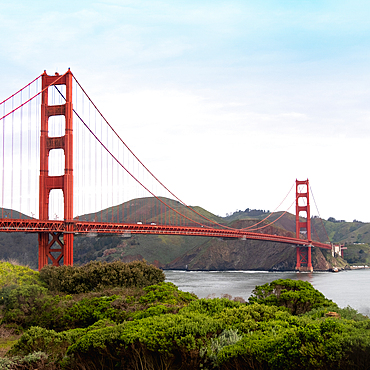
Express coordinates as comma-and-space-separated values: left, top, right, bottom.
65, 74, 300, 233
247, 196, 297, 231
240, 182, 295, 230
310, 184, 331, 243
0, 74, 42, 106
54, 85, 217, 228
0, 72, 68, 122
71, 75, 244, 230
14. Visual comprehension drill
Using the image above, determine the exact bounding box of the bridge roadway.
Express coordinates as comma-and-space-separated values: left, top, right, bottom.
0, 218, 332, 250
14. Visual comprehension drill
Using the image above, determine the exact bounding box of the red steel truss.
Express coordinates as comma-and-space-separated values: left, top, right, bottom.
0, 218, 332, 250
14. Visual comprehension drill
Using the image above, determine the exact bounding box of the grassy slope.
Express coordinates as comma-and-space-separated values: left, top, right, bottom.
74, 233, 210, 266
73, 198, 224, 266
342, 243, 370, 265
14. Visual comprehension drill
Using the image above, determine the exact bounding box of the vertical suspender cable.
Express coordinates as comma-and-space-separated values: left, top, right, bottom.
74, 81, 78, 219
36, 80, 39, 219
116, 137, 119, 222
81, 87, 84, 220
20, 91, 23, 218
98, 110, 101, 221
94, 101, 97, 221
89, 104, 91, 220
11, 97, 14, 218
28, 84, 31, 217
1, 101, 4, 218
106, 118, 109, 221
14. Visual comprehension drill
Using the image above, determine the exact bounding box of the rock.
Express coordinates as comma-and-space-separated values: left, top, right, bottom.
325, 311, 341, 319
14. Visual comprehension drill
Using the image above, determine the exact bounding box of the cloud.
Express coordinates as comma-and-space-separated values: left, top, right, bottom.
1, 0, 370, 222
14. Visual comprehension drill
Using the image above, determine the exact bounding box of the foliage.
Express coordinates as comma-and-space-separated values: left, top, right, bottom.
39, 260, 165, 293
180, 297, 243, 317
66, 312, 223, 369
343, 243, 370, 265
304, 304, 369, 321
214, 303, 291, 332
0, 261, 42, 287
140, 282, 197, 305
0, 351, 48, 369
216, 317, 370, 369
11, 300, 370, 370
200, 328, 243, 368
1, 282, 196, 331
0, 262, 43, 305
248, 279, 336, 314
3, 262, 370, 370
1, 284, 52, 328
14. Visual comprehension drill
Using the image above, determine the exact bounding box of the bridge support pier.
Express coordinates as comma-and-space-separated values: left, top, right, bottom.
296, 245, 313, 272
38, 70, 74, 270
295, 179, 313, 272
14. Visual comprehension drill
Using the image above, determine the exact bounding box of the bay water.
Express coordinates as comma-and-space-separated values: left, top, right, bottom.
165, 269, 370, 316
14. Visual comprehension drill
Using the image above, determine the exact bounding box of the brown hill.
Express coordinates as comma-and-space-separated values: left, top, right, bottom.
164, 219, 335, 271
0, 201, 347, 271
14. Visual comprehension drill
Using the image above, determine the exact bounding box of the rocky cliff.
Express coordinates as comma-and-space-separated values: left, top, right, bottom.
165, 236, 341, 271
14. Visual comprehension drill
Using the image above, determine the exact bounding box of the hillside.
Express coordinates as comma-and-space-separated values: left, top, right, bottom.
0, 202, 367, 270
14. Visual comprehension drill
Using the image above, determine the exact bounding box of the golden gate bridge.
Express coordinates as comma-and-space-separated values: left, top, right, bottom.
0, 69, 339, 271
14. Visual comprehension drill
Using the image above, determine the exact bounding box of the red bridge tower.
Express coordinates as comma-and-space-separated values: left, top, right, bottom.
38, 70, 74, 270
295, 179, 313, 272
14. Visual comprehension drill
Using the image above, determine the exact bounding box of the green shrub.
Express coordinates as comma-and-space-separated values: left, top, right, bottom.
0, 262, 44, 306
1, 284, 52, 327
305, 305, 369, 321
5, 274, 370, 370
180, 297, 243, 317
39, 260, 165, 293
215, 303, 291, 332
66, 312, 223, 369
140, 282, 197, 305
248, 279, 335, 314
0, 351, 48, 370
2, 283, 196, 331
200, 328, 243, 368
215, 316, 370, 369
0, 261, 42, 288
9, 324, 98, 366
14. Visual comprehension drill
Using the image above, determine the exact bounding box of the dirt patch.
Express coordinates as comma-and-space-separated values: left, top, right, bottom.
0, 324, 21, 357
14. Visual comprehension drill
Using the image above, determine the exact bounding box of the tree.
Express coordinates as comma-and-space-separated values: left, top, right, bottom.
248, 279, 335, 315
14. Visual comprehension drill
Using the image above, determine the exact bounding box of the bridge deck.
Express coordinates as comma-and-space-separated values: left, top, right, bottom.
0, 218, 332, 250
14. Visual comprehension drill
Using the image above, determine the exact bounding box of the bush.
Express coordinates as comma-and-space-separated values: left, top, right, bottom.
66, 312, 223, 369
4, 272, 370, 370
0, 261, 42, 287
214, 303, 291, 332
0, 351, 48, 370
248, 279, 335, 314
304, 305, 369, 322
39, 260, 165, 294
217, 317, 370, 369
2, 282, 197, 331
1, 284, 52, 327
8, 324, 94, 365
200, 328, 243, 368
180, 297, 243, 317
139, 282, 197, 305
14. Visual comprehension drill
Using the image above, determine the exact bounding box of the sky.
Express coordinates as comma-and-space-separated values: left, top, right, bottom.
1, 0, 370, 222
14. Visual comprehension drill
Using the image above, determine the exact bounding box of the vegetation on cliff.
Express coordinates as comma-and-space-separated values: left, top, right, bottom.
0, 261, 369, 369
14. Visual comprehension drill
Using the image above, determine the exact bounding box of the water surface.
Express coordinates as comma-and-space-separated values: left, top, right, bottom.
165, 269, 370, 315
